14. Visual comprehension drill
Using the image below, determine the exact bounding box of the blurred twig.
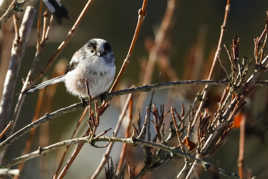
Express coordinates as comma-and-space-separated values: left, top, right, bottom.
12, 3, 52, 140
0, 168, 19, 176
0, 6, 36, 160
116, 96, 133, 176
13, 88, 46, 179
0, 122, 12, 140
110, 0, 148, 91
53, 107, 89, 178
0, 0, 16, 22
56, 108, 91, 179
135, 0, 176, 113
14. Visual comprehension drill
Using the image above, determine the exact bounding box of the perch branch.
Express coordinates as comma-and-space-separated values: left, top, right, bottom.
5, 135, 238, 178
2, 78, 268, 151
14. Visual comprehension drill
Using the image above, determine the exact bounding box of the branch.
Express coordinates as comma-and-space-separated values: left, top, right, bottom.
0, 0, 16, 23
91, 94, 133, 179
5, 135, 239, 178
186, 0, 231, 177
3, 78, 268, 150
109, 0, 148, 91
106, 79, 228, 99
0, 168, 19, 176
0, 6, 36, 142
0, 102, 84, 151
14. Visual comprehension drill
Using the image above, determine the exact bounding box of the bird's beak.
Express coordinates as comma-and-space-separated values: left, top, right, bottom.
97, 51, 106, 57
96, 52, 101, 56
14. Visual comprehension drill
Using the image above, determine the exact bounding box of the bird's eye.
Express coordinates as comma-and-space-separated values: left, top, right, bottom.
87, 40, 97, 53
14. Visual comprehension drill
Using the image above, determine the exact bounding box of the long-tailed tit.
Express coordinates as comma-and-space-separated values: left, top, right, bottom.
26, 38, 116, 98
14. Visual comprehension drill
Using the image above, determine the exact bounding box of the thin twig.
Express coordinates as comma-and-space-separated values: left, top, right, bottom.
90, 94, 133, 179
5, 135, 239, 178
12, 14, 19, 41
13, 88, 46, 179
110, 0, 148, 91
0, 121, 12, 140
186, 0, 231, 178
0, 102, 85, 151
135, 0, 176, 114
116, 96, 133, 176
0, 0, 16, 22
53, 107, 89, 178
56, 125, 91, 179
12, 3, 50, 140
36, 0, 43, 50
238, 114, 245, 179
0, 7, 36, 162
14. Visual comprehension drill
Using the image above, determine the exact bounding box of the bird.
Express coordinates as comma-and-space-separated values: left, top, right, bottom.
26, 38, 116, 100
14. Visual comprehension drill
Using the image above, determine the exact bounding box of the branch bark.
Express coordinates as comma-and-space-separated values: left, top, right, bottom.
0, 6, 36, 140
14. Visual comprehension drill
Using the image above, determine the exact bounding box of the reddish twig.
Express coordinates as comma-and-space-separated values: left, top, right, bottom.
135, 0, 176, 113
186, 0, 231, 178
14, 88, 46, 179
191, 0, 231, 131
56, 127, 91, 179
12, 14, 19, 42
0, 121, 12, 140
0, 7, 36, 151
109, 0, 148, 92
90, 94, 133, 179
238, 114, 245, 179
116, 96, 133, 176
53, 107, 89, 178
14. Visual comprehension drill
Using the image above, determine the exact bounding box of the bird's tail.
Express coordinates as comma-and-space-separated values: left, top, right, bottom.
25, 75, 65, 93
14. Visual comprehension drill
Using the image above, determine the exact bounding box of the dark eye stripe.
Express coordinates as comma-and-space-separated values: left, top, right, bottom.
103, 42, 112, 52
87, 40, 97, 50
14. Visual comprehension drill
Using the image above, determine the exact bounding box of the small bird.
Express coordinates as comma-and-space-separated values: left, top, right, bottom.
26, 38, 116, 99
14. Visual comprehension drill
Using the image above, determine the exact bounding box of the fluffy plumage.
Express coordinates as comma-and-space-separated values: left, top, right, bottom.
26, 38, 116, 98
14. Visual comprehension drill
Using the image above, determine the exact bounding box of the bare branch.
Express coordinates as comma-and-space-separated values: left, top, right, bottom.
91, 94, 133, 179
186, 0, 231, 177
5, 135, 239, 178
110, 0, 148, 91
3, 77, 268, 151
0, 168, 19, 176
0, 102, 84, 151
0, 0, 16, 22
0, 6, 36, 147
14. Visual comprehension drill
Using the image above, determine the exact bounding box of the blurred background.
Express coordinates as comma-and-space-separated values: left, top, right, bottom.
0, 0, 268, 178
